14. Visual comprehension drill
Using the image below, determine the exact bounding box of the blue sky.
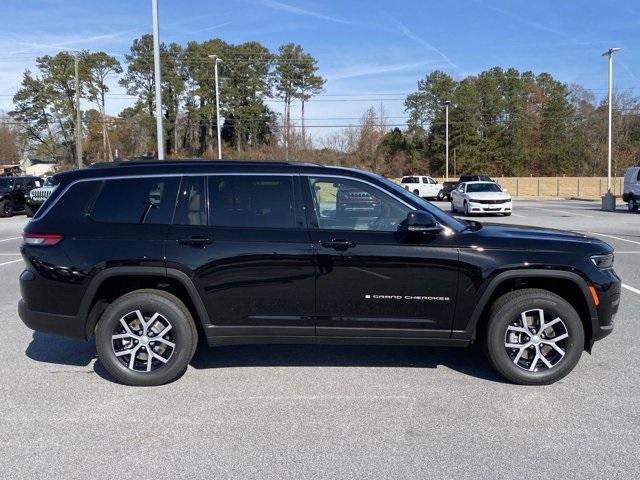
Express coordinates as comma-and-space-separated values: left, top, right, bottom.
0, 0, 638, 140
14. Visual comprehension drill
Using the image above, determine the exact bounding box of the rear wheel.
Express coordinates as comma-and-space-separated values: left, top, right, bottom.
0, 199, 13, 218
96, 289, 198, 386
482, 289, 584, 385
413, 189, 420, 196
437, 191, 445, 201
629, 197, 639, 212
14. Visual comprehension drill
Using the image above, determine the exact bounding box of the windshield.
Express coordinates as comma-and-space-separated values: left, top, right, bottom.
0, 178, 14, 189
43, 177, 60, 187
467, 183, 502, 193
375, 175, 467, 230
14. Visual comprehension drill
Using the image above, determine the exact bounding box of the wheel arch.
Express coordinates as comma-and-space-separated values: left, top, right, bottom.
80, 267, 209, 339
458, 269, 597, 350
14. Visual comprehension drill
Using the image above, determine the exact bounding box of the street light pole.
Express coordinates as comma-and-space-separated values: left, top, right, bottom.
208, 55, 223, 159
445, 100, 451, 180
601, 47, 620, 211
151, 0, 165, 160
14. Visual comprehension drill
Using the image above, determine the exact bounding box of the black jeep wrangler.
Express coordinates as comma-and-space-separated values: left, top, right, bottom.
0, 176, 43, 217
18, 160, 620, 386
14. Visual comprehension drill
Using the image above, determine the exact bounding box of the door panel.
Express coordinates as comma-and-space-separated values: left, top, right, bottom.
165, 175, 316, 337
304, 176, 459, 337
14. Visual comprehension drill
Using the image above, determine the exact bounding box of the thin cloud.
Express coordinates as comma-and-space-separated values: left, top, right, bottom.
326, 59, 441, 81
387, 17, 458, 71
252, 0, 356, 26
472, 0, 575, 42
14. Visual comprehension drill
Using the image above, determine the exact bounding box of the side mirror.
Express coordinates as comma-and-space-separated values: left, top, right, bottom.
400, 211, 443, 234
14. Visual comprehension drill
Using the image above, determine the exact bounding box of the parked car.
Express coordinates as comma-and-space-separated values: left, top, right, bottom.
400, 175, 442, 199
25, 176, 59, 217
0, 176, 43, 217
19, 160, 619, 386
437, 181, 459, 201
622, 166, 640, 213
458, 174, 493, 183
451, 181, 512, 216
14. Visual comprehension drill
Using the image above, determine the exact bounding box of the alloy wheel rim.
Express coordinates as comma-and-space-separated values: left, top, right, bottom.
504, 308, 569, 372
111, 310, 175, 372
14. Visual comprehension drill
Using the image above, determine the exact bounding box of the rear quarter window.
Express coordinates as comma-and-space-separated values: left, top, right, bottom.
91, 177, 180, 224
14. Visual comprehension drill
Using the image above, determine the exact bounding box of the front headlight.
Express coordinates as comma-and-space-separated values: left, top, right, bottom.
591, 253, 614, 269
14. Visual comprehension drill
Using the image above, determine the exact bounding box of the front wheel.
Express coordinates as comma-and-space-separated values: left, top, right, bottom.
463, 201, 470, 216
451, 201, 456, 213
629, 197, 639, 213
25, 204, 35, 217
482, 289, 584, 385
0, 199, 13, 218
96, 289, 198, 386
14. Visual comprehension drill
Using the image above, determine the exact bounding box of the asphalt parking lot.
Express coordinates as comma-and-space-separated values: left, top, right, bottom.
0, 200, 638, 479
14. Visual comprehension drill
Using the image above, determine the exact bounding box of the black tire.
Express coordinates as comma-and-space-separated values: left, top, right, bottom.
451, 201, 456, 213
437, 191, 445, 201
25, 204, 35, 218
482, 288, 584, 385
0, 199, 13, 218
629, 196, 639, 213
503, 212, 512, 216
95, 289, 198, 386
413, 189, 420, 196
463, 201, 469, 216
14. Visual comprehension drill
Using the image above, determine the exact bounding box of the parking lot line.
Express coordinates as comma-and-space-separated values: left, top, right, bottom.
0, 236, 21, 242
623, 284, 640, 296
590, 232, 640, 246
0, 259, 22, 267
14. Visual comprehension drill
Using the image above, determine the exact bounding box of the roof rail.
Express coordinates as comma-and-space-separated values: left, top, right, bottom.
88, 159, 318, 168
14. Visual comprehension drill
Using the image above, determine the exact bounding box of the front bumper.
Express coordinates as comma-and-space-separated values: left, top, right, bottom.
467, 201, 512, 214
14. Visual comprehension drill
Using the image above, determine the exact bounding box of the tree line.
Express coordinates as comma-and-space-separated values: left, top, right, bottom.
6, 35, 324, 164
2, 37, 639, 177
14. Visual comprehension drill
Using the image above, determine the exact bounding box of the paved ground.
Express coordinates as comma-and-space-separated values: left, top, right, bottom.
0, 200, 638, 479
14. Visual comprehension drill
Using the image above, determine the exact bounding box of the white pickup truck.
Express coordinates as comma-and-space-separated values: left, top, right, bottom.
400, 176, 442, 199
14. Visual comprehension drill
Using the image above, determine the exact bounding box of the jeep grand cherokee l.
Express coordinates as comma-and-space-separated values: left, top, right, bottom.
18, 160, 620, 386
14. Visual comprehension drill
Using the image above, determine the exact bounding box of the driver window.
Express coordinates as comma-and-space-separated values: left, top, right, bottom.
308, 177, 410, 232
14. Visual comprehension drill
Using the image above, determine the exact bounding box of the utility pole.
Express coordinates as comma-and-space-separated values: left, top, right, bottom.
208, 55, 223, 159
74, 54, 82, 169
444, 100, 450, 180
151, 0, 165, 159
601, 47, 620, 211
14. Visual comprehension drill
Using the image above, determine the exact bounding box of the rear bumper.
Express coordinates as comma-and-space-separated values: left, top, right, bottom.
18, 299, 86, 340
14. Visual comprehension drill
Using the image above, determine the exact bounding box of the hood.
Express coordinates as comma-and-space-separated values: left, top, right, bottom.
467, 191, 511, 200
468, 223, 612, 254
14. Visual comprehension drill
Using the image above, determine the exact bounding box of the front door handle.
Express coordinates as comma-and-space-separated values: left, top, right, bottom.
320, 239, 357, 251
178, 236, 212, 246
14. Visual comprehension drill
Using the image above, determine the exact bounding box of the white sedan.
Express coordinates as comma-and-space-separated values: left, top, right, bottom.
451, 181, 512, 216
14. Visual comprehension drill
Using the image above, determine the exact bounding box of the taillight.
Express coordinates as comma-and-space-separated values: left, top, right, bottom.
23, 233, 63, 246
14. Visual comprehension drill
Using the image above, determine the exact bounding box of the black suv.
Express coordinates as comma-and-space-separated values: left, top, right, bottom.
19, 161, 620, 386
0, 176, 43, 217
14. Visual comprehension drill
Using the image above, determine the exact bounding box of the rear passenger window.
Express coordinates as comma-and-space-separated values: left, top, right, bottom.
208, 176, 296, 228
174, 176, 206, 225
91, 177, 179, 224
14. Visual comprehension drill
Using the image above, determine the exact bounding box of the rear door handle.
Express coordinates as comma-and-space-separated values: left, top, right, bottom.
320, 239, 357, 250
178, 236, 212, 246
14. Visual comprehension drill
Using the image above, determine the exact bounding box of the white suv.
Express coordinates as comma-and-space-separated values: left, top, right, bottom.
400, 176, 442, 199
623, 166, 640, 213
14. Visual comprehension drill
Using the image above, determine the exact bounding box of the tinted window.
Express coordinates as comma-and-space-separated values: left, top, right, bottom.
91, 177, 179, 224
308, 177, 409, 232
401, 177, 419, 183
174, 176, 206, 225
0, 178, 13, 189
208, 176, 296, 228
